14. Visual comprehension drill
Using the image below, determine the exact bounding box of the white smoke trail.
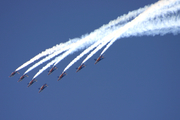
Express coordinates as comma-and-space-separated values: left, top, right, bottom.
35, 0, 180, 78
34, 22, 122, 77
23, 39, 80, 75
35, 25, 116, 76
100, 0, 180, 56
32, 35, 95, 78
15, 0, 180, 80
63, 39, 103, 72
62, 26, 120, 72
15, 39, 78, 72
57, 5, 153, 72
82, 34, 114, 64
33, 48, 79, 78
53, 5, 151, 67
15, 3, 149, 74
32, 58, 59, 79
24, 49, 68, 75
103, 14, 180, 55
82, 0, 180, 64
15, 44, 61, 71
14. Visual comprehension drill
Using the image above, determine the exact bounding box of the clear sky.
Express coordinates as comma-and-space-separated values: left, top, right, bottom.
1, 0, 180, 120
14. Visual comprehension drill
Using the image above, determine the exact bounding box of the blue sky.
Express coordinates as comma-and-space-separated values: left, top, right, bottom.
1, 0, 180, 120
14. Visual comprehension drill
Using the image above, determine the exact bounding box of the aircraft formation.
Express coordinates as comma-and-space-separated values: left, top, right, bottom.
9, 55, 104, 93
9, 0, 180, 93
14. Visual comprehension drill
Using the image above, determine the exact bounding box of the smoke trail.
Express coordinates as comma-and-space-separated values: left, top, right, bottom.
81, 0, 180, 64
100, 0, 180, 56
15, 3, 149, 74
34, 23, 120, 77
15, 44, 61, 71
63, 39, 103, 72
102, 14, 180, 55
56, 5, 153, 72
52, 27, 115, 66
15, 0, 180, 81
15, 39, 78, 72
52, 5, 151, 67
32, 34, 95, 78
23, 39, 80, 75
35, 26, 114, 77
34, 0, 180, 78
33, 48, 78, 79
34, 24, 119, 76
32, 57, 59, 79
62, 26, 119, 72
82, 34, 114, 64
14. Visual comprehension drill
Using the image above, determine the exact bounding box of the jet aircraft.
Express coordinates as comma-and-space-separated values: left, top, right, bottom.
27, 79, 37, 87
57, 72, 67, 81
94, 55, 104, 64
48, 66, 57, 75
9, 71, 19, 77
18, 74, 28, 82
76, 64, 85, 72
38, 83, 48, 93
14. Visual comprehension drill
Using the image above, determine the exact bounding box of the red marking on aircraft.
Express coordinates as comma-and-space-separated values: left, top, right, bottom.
18, 74, 28, 82
9, 71, 19, 77
76, 64, 85, 72
94, 55, 104, 64
48, 66, 57, 75
38, 83, 48, 93
27, 79, 37, 87
57, 72, 67, 81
